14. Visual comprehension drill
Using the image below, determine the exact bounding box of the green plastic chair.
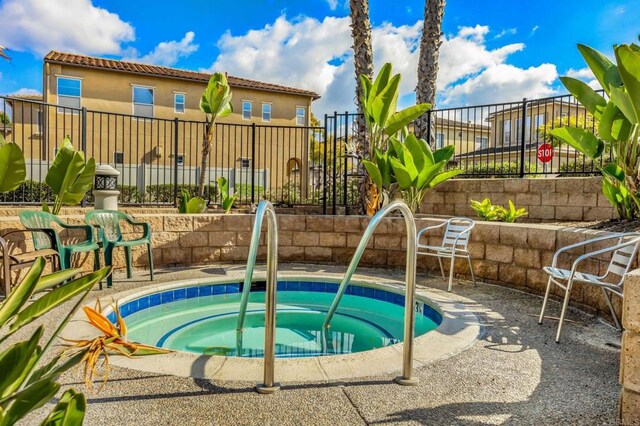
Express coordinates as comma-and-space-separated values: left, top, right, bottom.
19, 211, 100, 272
84, 210, 153, 288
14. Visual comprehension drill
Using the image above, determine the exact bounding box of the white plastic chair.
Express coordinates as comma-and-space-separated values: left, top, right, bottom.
417, 217, 475, 292
538, 232, 640, 343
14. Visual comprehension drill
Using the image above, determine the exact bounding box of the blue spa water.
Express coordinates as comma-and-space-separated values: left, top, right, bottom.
115, 282, 441, 358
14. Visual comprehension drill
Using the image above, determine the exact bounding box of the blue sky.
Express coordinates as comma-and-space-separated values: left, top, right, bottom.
0, 0, 638, 112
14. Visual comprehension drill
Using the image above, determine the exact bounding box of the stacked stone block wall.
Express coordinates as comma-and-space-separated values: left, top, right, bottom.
621, 271, 640, 423
420, 177, 614, 222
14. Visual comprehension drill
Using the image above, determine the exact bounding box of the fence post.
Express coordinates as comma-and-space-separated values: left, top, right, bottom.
173, 118, 179, 207
332, 111, 338, 215
425, 110, 432, 147
251, 122, 256, 204
519, 98, 527, 178
343, 110, 349, 208
322, 114, 328, 215
81, 107, 87, 207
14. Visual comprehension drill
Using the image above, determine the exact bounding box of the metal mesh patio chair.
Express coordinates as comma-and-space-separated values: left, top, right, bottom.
538, 232, 640, 342
417, 217, 476, 292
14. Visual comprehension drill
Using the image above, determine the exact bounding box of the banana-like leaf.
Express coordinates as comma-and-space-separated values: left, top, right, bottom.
40, 389, 86, 426
362, 160, 383, 189
368, 63, 392, 106
397, 144, 418, 181
602, 178, 622, 206
615, 45, 640, 123
9, 267, 111, 332
384, 104, 431, 137
577, 44, 623, 95
44, 138, 79, 195
416, 161, 445, 190
186, 197, 206, 213
27, 350, 87, 386
559, 76, 607, 120
375, 150, 391, 187
0, 327, 43, 398
60, 158, 96, 205
359, 74, 372, 105
603, 162, 625, 182
609, 86, 637, 124
433, 145, 455, 163
34, 268, 81, 293
429, 169, 463, 188
403, 134, 426, 171
0, 378, 60, 426
0, 142, 26, 193
389, 157, 413, 190
599, 101, 633, 142
372, 74, 401, 126
222, 196, 236, 213
547, 127, 604, 159
0, 258, 45, 328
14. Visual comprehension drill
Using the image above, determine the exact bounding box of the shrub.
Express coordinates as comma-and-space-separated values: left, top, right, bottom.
460, 161, 534, 177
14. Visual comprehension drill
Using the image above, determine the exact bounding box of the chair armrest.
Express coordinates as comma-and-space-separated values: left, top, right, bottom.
417, 221, 447, 243
57, 222, 95, 243
124, 215, 152, 239
551, 233, 623, 268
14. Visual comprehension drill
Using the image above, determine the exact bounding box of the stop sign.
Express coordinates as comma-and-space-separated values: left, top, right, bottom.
537, 143, 554, 163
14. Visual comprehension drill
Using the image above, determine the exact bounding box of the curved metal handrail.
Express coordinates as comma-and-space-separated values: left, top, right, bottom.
323, 200, 419, 385
235, 200, 280, 393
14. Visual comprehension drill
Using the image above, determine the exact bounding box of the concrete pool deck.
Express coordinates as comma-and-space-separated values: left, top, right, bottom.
21, 264, 622, 425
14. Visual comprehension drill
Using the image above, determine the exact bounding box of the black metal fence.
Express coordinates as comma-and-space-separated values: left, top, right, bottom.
0, 91, 604, 213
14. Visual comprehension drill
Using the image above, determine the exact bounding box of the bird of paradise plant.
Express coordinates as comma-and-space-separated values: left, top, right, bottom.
64, 300, 171, 389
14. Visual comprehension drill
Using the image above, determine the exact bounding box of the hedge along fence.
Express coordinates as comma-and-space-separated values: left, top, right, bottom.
0, 213, 627, 321
420, 176, 615, 222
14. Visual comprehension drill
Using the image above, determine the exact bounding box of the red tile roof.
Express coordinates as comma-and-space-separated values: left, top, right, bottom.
44, 51, 320, 100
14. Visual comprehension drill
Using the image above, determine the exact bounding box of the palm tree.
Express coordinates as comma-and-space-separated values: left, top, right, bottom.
415, 0, 446, 141
0, 46, 9, 61
349, 0, 374, 213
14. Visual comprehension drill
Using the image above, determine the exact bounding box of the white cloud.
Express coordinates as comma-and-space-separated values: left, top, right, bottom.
0, 0, 134, 56
325, 0, 338, 10
494, 28, 517, 39
530, 25, 540, 36
124, 32, 199, 66
11, 88, 41, 96
566, 67, 601, 90
207, 15, 560, 112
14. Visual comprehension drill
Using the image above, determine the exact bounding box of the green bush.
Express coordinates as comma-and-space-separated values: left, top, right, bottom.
0, 180, 54, 203
460, 161, 534, 177
558, 159, 600, 176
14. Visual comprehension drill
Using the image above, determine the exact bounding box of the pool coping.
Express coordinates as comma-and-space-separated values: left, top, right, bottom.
63, 270, 482, 383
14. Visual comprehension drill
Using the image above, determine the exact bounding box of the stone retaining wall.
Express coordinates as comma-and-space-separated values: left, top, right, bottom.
420, 177, 615, 222
0, 213, 625, 320
621, 271, 640, 423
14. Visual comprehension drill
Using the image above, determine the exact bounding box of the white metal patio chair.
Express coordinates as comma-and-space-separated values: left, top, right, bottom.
538, 232, 640, 343
417, 217, 476, 292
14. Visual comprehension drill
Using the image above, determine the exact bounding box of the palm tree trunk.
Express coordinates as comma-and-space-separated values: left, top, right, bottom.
349, 0, 374, 215
198, 122, 213, 198
415, 0, 446, 142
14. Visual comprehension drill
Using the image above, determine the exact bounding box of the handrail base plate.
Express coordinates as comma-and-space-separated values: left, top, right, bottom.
394, 376, 420, 386
255, 383, 281, 394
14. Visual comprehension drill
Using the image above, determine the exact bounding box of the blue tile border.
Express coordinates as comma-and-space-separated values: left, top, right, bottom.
108, 280, 443, 326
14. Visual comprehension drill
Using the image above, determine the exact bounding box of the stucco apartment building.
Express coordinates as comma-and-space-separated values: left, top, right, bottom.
7, 51, 320, 199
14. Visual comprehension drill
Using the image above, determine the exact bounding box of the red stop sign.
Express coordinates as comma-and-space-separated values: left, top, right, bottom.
537, 143, 554, 163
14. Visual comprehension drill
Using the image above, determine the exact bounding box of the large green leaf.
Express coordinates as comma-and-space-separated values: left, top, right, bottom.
359, 74, 372, 106
0, 378, 60, 426
429, 169, 463, 188
384, 103, 431, 137
415, 161, 445, 190
0, 258, 45, 328
60, 158, 95, 205
615, 45, 640, 123
403, 134, 426, 171
0, 143, 26, 193
368, 63, 392, 106
34, 268, 81, 293
374, 150, 392, 187
547, 127, 604, 159
389, 158, 413, 189
396, 144, 419, 180
40, 389, 86, 426
577, 44, 623, 95
372, 74, 401, 126
0, 327, 43, 398
9, 267, 110, 332
609, 86, 637, 124
603, 162, 625, 182
599, 101, 633, 142
433, 145, 455, 163
27, 349, 87, 386
559, 76, 607, 120
186, 197, 206, 213
44, 138, 77, 195
363, 160, 383, 189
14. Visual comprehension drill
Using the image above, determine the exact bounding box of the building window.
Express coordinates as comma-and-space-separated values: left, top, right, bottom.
503, 120, 511, 144
240, 158, 251, 168
57, 77, 81, 112
262, 103, 272, 122
296, 107, 306, 126
133, 86, 154, 119
435, 133, 445, 148
475, 136, 489, 149
242, 101, 252, 120
534, 113, 545, 128
176, 154, 184, 165
34, 110, 43, 134
174, 93, 185, 114
113, 152, 124, 164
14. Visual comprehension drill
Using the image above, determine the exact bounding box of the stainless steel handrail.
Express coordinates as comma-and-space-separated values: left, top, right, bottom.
236, 200, 280, 394
323, 200, 419, 385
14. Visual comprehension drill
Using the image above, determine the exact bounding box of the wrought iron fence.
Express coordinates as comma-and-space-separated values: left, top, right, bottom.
0, 91, 605, 213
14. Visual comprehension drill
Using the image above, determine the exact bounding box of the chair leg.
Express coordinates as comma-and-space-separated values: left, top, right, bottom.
437, 257, 445, 279
62, 251, 72, 270
556, 282, 573, 343
124, 246, 133, 279
601, 288, 622, 331
147, 243, 154, 281
467, 256, 476, 286
93, 249, 101, 271
447, 254, 455, 292
539, 276, 553, 324
104, 245, 114, 288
